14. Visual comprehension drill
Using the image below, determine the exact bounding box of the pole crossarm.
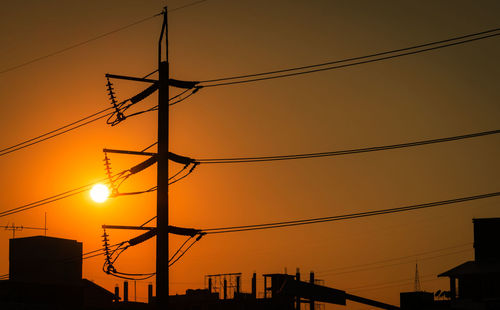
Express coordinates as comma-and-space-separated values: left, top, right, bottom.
102, 224, 202, 237
103, 148, 196, 166
105, 73, 199, 89
103, 148, 157, 156
102, 225, 155, 230
105, 73, 158, 83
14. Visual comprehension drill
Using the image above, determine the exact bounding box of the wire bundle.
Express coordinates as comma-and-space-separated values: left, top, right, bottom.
201, 192, 500, 234
196, 129, 500, 164
0, 170, 127, 218
198, 28, 500, 87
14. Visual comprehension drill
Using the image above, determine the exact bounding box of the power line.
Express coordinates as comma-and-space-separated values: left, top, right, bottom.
0, 108, 114, 157
196, 129, 500, 164
346, 274, 437, 292
1, 128, 496, 218
200, 27, 499, 83
320, 249, 471, 278
3, 27, 496, 158
0, 80, 196, 158
199, 28, 500, 87
201, 191, 500, 234
0, 14, 161, 75
0, 157, 196, 218
0, 1, 209, 75
168, 0, 209, 13
0, 170, 128, 218
316, 243, 471, 275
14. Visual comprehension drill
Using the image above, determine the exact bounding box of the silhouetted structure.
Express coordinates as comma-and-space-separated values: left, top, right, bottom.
436, 218, 500, 309
0, 235, 116, 309
10, 235, 82, 283
400, 291, 435, 310
166, 271, 400, 310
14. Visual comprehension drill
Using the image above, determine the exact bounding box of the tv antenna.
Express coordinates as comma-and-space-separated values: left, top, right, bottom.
1, 216, 48, 239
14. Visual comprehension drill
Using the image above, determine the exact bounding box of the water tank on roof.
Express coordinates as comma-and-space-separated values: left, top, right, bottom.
473, 218, 500, 262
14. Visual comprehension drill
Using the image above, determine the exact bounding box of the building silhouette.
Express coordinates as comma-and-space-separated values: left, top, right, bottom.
2, 217, 500, 309
0, 235, 116, 309
436, 218, 500, 309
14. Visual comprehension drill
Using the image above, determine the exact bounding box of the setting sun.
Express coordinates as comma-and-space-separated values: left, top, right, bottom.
90, 184, 110, 203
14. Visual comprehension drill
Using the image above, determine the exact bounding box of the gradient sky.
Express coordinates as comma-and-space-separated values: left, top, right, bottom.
0, 1, 499, 308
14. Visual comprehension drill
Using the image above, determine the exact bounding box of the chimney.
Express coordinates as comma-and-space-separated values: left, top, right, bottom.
251, 273, 257, 299
114, 285, 120, 302
310, 272, 315, 310
296, 268, 301, 310
148, 283, 153, 304
124, 281, 129, 302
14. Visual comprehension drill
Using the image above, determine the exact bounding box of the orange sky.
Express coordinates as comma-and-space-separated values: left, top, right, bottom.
0, 1, 499, 308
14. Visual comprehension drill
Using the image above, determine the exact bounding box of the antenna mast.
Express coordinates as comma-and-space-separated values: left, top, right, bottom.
414, 263, 422, 292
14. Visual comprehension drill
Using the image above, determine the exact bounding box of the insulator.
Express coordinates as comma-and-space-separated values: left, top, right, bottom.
103, 153, 118, 195
102, 228, 113, 269
106, 77, 120, 108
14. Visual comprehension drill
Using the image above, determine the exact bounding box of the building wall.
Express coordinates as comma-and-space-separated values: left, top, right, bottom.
9, 236, 82, 284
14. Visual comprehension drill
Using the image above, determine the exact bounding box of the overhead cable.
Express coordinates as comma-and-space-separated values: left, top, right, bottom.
199, 28, 500, 87
4, 28, 496, 157
0, 13, 161, 75
0, 108, 113, 158
202, 191, 500, 234
0, 170, 129, 218
316, 243, 470, 275
0, 0, 209, 75
320, 249, 471, 277
0, 81, 195, 158
196, 129, 500, 164
1, 129, 497, 218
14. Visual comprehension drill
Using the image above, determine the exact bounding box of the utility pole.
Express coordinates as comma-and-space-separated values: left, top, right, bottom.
103, 7, 200, 307
157, 7, 169, 309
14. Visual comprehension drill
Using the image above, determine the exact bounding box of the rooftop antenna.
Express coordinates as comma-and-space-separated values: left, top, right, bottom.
1, 223, 47, 239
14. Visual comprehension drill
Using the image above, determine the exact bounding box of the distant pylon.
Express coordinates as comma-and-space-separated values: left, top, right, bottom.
414, 262, 422, 291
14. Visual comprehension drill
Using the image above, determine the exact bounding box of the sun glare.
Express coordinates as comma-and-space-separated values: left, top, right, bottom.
90, 184, 110, 203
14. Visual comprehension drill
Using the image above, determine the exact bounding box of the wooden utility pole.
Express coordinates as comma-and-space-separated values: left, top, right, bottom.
157, 7, 169, 308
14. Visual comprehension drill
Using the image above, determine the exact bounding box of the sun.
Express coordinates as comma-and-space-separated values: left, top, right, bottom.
90, 184, 110, 203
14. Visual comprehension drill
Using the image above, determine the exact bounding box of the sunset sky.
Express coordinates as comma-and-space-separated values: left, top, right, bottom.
0, 1, 499, 308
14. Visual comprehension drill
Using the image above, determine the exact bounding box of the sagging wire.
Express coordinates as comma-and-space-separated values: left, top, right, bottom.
102, 151, 199, 198
101, 225, 205, 280
102, 153, 157, 197
105, 75, 201, 126
105, 80, 160, 126
117, 86, 202, 120
110, 161, 198, 196
102, 228, 154, 280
